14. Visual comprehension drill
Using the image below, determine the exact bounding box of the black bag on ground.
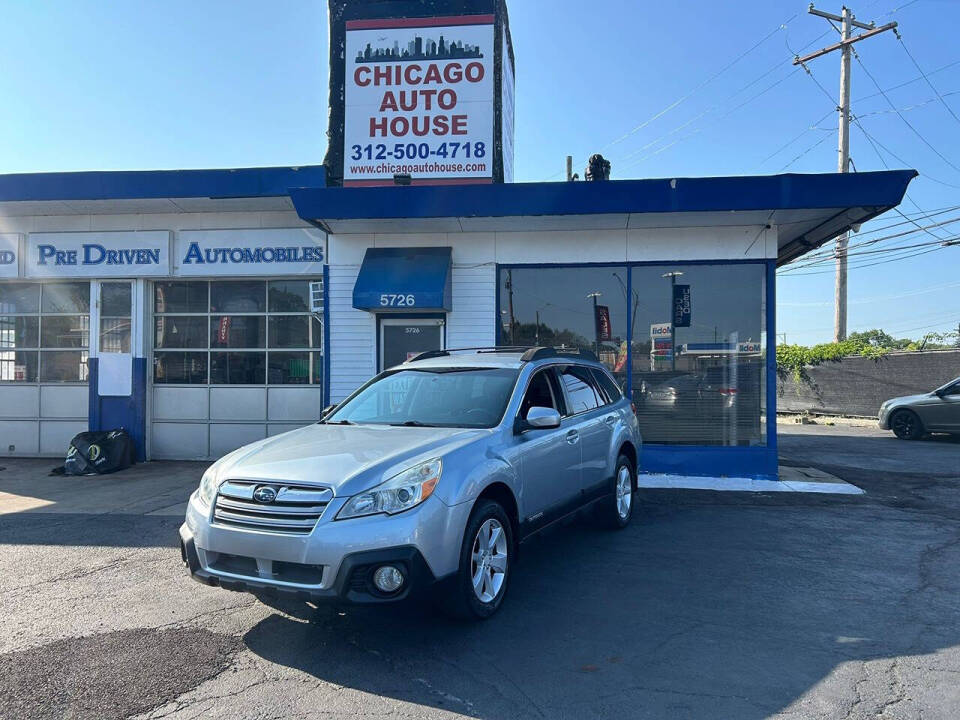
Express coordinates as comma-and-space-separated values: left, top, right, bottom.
63, 430, 136, 476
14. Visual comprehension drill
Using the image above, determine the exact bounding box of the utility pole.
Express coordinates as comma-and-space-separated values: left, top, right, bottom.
794, 5, 898, 343
587, 292, 601, 357
506, 268, 515, 345
566, 155, 573, 182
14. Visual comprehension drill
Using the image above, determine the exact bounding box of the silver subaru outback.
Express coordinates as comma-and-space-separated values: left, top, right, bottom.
180, 347, 642, 619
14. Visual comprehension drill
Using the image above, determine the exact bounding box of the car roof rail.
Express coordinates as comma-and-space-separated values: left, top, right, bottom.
520, 347, 599, 363
404, 346, 534, 363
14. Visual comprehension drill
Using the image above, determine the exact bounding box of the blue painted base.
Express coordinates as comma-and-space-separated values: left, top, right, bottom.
641, 444, 778, 481
88, 357, 147, 462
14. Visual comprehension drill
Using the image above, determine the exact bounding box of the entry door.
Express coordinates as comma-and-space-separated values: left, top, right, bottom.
379, 318, 444, 371
94, 281, 135, 394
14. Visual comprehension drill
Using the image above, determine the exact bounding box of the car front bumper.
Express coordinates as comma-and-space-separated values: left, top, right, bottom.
878, 405, 892, 429
180, 490, 470, 604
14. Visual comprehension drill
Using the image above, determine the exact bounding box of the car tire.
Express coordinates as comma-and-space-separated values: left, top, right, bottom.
440, 499, 513, 621
597, 453, 636, 529
891, 409, 924, 440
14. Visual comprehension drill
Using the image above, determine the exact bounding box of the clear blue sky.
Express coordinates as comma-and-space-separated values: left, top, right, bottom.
2, 0, 958, 345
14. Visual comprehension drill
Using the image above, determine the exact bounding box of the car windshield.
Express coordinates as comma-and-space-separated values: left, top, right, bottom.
327, 367, 520, 428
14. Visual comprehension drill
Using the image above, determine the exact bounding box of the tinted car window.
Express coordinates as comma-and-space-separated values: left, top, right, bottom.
559, 366, 601, 414
591, 368, 622, 404
520, 369, 559, 418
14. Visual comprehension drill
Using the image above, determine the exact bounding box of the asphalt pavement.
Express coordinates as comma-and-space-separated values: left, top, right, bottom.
1, 426, 959, 719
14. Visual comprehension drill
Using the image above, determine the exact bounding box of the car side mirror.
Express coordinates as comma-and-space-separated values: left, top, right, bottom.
516, 406, 561, 434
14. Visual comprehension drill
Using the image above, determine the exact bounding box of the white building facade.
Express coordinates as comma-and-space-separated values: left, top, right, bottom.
0, 165, 915, 480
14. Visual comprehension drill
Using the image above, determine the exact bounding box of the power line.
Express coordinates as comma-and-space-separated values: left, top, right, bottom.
853, 46, 960, 174
547, 14, 827, 179
896, 34, 960, 127
756, 56, 960, 168
780, 221, 960, 271
777, 279, 960, 306
779, 132, 833, 171
789, 205, 960, 253
779, 244, 951, 276
601, 14, 799, 152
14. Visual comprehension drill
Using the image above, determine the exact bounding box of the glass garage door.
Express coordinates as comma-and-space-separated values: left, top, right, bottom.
0, 282, 91, 456
150, 279, 324, 460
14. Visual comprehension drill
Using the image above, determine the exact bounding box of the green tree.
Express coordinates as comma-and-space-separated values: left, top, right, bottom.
847, 329, 912, 350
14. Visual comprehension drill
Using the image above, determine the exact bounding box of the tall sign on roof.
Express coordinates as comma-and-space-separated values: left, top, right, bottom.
325, 0, 515, 187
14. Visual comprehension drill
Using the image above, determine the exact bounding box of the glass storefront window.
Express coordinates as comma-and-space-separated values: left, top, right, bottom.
153, 280, 323, 386
41, 282, 90, 314
100, 282, 132, 353
498, 266, 630, 389
268, 316, 322, 349
0, 284, 40, 314
154, 282, 207, 314
0, 317, 39, 348
1, 283, 91, 384
210, 316, 265, 349
629, 264, 765, 446
210, 281, 266, 313
268, 351, 323, 385
210, 352, 266, 384
0, 351, 38, 382
155, 316, 207, 349
268, 280, 311, 312
154, 352, 208, 384
498, 264, 766, 447
40, 350, 88, 382
40, 316, 90, 348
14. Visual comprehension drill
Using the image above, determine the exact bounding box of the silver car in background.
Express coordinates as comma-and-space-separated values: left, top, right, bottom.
180, 347, 642, 619
878, 376, 960, 440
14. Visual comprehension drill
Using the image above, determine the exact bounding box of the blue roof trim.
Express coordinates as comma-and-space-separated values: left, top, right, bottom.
0, 165, 326, 202
289, 170, 916, 222
353, 247, 453, 311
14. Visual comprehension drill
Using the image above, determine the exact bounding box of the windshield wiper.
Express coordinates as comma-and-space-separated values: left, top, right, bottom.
390, 420, 437, 427
322, 419, 355, 425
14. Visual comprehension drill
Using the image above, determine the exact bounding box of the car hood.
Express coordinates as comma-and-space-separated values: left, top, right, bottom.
212, 423, 487, 496
884, 393, 935, 408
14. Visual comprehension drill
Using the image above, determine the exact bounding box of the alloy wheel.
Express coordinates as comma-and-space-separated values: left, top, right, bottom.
616, 465, 633, 519
893, 411, 917, 439
471, 518, 508, 603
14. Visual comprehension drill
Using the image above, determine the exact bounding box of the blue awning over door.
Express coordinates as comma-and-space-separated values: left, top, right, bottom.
352, 247, 452, 311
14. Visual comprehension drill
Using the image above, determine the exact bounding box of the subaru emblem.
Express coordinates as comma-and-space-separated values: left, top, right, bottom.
253, 485, 278, 504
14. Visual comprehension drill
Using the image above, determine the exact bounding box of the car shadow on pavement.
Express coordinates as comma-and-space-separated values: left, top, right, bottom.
243, 495, 960, 720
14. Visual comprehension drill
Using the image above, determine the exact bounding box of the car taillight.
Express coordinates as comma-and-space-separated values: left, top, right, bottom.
630, 402, 637, 415
718, 387, 738, 396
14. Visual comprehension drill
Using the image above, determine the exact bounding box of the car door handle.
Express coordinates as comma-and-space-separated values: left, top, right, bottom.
566, 430, 579, 444
604, 415, 617, 426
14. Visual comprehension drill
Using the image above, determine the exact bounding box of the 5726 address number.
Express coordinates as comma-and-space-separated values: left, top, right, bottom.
380, 294, 416, 307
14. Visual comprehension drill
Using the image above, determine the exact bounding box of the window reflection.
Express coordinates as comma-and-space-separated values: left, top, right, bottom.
498, 264, 765, 447
499, 267, 629, 390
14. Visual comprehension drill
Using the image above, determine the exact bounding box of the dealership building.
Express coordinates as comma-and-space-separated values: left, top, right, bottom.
0, 166, 915, 479
0, 0, 917, 479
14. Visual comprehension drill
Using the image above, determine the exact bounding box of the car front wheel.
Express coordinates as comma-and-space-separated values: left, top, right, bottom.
442, 499, 513, 620
891, 409, 923, 440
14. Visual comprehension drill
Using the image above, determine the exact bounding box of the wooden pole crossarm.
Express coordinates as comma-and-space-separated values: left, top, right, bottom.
808, 5, 877, 30
793, 21, 898, 65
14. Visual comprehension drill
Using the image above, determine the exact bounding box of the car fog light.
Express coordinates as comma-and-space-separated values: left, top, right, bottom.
372, 565, 405, 593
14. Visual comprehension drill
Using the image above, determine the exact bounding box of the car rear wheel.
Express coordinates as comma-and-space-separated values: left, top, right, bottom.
440, 499, 513, 620
596, 454, 636, 529
891, 409, 923, 440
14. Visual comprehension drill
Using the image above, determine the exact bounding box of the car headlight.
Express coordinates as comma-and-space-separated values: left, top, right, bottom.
197, 467, 220, 508
337, 458, 442, 520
